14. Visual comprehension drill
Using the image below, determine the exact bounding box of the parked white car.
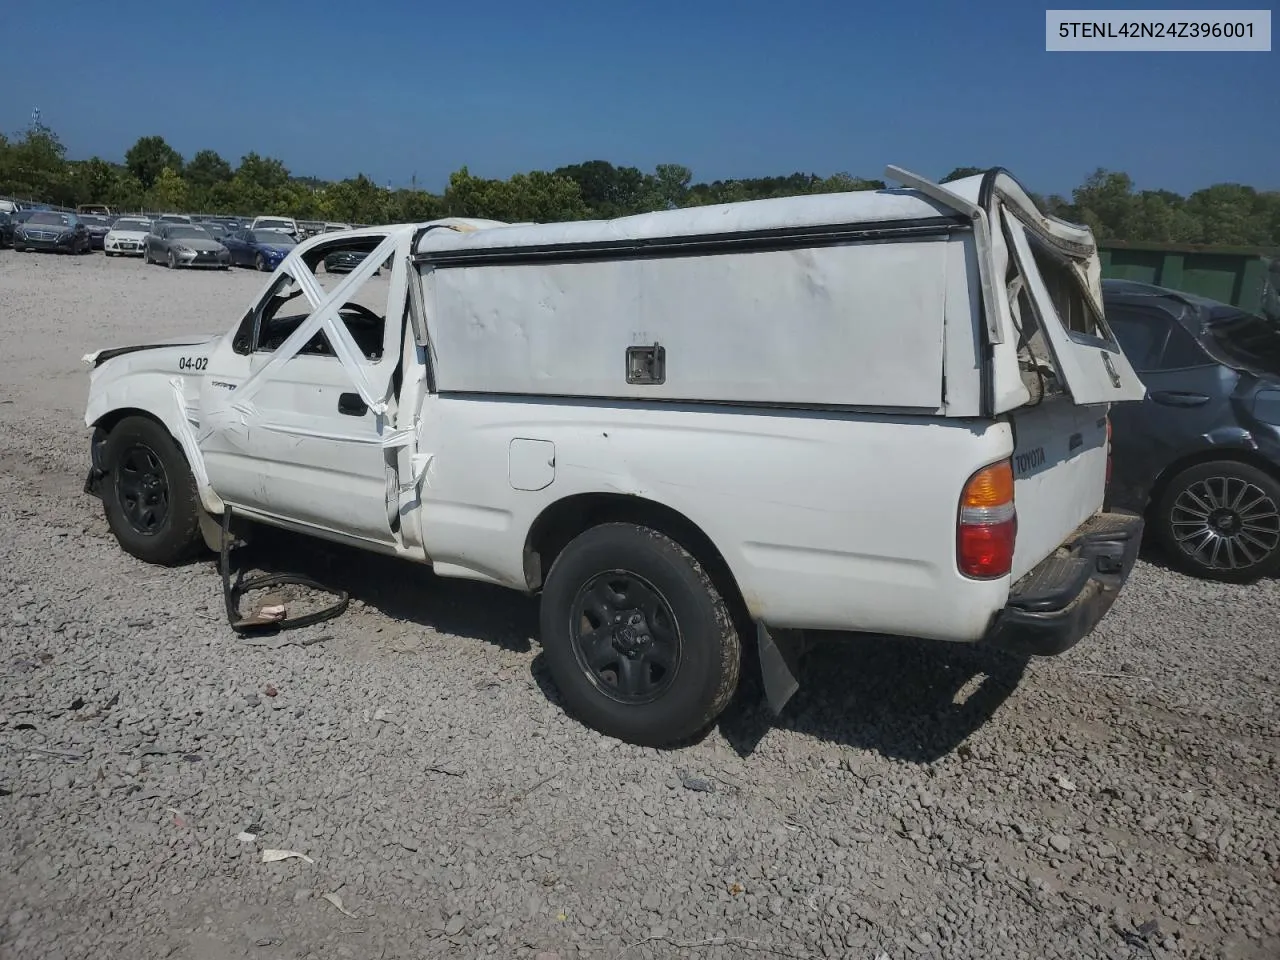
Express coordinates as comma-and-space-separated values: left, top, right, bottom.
81, 166, 1148, 746
104, 217, 152, 257
250, 215, 299, 239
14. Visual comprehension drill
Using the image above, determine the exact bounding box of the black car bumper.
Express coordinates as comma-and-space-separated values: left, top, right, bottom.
982, 510, 1144, 657
19, 235, 79, 251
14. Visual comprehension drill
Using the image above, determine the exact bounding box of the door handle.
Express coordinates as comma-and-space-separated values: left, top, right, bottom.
1150, 390, 1210, 407
337, 392, 368, 416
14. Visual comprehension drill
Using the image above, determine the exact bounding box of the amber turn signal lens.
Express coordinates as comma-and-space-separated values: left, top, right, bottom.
962, 460, 1015, 508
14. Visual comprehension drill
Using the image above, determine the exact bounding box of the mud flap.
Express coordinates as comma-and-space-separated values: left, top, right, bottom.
757, 623, 811, 715
198, 509, 224, 553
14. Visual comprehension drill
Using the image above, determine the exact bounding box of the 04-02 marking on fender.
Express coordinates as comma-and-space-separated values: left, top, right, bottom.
178, 356, 209, 371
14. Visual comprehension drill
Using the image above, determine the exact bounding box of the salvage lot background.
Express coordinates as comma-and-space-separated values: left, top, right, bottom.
1, 252, 1277, 960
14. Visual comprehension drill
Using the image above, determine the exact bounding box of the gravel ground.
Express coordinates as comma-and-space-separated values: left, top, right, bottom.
1, 249, 1278, 960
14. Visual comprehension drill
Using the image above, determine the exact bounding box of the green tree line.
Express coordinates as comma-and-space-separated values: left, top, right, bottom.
2, 125, 1278, 247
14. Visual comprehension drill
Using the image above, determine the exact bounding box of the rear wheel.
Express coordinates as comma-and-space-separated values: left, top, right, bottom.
1155, 460, 1280, 582
101, 416, 204, 566
538, 523, 741, 746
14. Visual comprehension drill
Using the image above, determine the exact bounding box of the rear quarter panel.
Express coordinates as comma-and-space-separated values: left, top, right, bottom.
417, 397, 1014, 642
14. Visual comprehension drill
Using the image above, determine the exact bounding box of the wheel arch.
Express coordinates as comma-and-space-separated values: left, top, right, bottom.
92, 405, 169, 437
1145, 445, 1280, 520
523, 493, 753, 630
89, 404, 223, 514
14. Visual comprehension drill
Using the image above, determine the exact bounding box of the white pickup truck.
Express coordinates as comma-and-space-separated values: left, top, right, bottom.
82, 166, 1147, 746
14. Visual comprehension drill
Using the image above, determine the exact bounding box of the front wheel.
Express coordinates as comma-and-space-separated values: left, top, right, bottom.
1155, 460, 1280, 582
100, 416, 204, 565
167, 250, 177, 269
539, 523, 741, 746
255, 253, 267, 272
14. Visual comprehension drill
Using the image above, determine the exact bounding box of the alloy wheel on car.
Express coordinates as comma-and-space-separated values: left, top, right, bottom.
1171, 475, 1280, 571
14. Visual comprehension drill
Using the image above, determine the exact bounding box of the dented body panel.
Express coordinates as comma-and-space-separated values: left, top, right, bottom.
84, 175, 1145, 657
413, 395, 1011, 639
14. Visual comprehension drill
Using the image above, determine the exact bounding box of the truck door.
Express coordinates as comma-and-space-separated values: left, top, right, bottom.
198, 234, 410, 548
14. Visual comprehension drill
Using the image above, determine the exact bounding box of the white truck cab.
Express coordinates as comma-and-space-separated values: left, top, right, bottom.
82, 167, 1147, 746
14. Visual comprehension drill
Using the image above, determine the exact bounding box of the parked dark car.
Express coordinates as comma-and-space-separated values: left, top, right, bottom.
200, 222, 232, 244
0, 211, 14, 248
322, 248, 381, 274
12, 211, 92, 254
223, 228, 296, 271
1104, 279, 1280, 581
79, 214, 113, 250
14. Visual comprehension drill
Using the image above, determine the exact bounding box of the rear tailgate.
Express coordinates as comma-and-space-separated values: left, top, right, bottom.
990, 187, 1145, 579
1008, 397, 1110, 580
883, 166, 1146, 582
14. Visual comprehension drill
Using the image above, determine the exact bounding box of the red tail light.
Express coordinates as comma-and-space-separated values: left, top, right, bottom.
958, 459, 1017, 579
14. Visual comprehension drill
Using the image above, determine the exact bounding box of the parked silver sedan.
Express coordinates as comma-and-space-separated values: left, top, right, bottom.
142, 223, 231, 270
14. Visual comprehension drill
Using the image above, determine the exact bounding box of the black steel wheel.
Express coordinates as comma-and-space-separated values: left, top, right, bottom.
539, 523, 741, 746
1156, 460, 1280, 582
101, 416, 204, 565
569, 570, 682, 705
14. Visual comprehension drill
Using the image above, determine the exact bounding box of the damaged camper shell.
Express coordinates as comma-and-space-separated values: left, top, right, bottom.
82, 166, 1147, 746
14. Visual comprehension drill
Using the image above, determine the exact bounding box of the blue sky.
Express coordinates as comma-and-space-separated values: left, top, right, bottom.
2, 0, 1275, 195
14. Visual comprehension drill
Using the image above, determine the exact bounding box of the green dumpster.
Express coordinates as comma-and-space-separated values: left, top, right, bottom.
1098, 241, 1280, 321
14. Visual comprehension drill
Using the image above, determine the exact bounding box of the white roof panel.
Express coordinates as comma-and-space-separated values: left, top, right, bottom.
413, 187, 959, 256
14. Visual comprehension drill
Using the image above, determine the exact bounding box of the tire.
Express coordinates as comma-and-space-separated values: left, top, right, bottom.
255, 253, 267, 272
539, 523, 741, 746
167, 250, 177, 269
100, 416, 204, 566
1154, 459, 1280, 583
